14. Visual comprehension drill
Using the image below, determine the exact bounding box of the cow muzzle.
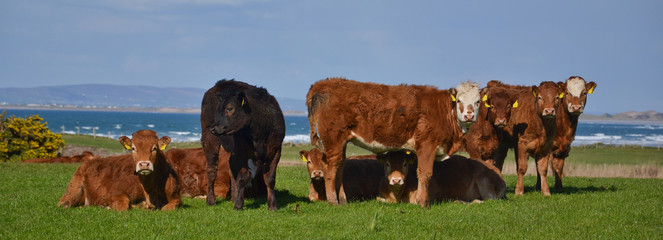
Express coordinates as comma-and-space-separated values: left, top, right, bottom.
135, 161, 153, 175
463, 113, 475, 122
310, 170, 324, 179
389, 177, 404, 186
494, 118, 507, 128
569, 105, 583, 114
542, 108, 556, 117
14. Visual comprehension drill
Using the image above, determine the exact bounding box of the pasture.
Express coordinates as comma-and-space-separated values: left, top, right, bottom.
1, 159, 662, 238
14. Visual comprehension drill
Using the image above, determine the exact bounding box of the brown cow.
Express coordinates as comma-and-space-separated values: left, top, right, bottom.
299, 148, 383, 202
463, 84, 520, 165
378, 151, 506, 203
306, 78, 481, 207
58, 130, 181, 211
23, 151, 99, 163
165, 147, 231, 199
489, 81, 564, 196
550, 76, 597, 190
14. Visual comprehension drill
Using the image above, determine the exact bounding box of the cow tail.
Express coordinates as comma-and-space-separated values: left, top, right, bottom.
307, 92, 327, 150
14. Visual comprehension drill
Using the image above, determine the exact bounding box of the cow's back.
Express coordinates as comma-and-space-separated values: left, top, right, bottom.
430, 156, 505, 201
81, 154, 145, 206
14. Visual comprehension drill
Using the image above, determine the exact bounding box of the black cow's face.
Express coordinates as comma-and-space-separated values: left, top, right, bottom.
210, 91, 251, 136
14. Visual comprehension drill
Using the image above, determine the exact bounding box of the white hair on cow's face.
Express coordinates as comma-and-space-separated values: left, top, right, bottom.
454, 80, 482, 133
566, 77, 586, 97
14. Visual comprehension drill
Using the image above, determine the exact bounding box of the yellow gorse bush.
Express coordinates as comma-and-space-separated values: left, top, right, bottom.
0, 111, 65, 162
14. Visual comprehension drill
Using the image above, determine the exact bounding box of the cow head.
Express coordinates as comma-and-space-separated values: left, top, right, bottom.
561, 76, 596, 116
299, 149, 326, 181
451, 81, 482, 133
378, 150, 416, 187
210, 89, 251, 136
482, 89, 519, 128
119, 130, 171, 176
532, 81, 564, 119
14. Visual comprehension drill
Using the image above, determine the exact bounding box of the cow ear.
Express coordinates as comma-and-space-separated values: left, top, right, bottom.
407, 157, 415, 165
531, 85, 539, 97
449, 88, 457, 102
559, 92, 565, 99
158, 136, 171, 151
299, 150, 309, 162
237, 92, 247, 107
119, 136, 132, 150
586, 81, 597, 94
557, 81, 566, 90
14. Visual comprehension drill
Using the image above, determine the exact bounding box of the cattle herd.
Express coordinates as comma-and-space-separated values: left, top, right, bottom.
28, 76, 596, 211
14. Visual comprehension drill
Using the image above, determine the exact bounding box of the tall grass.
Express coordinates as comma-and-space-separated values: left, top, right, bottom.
1, 162, 662, 239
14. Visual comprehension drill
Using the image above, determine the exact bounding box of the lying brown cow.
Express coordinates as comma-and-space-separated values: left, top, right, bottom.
299, 148, 383, 202
23, 151, 99, 163
58, 130, 181, 211
165, 147, 231, 199
307, 78, 481, 207
378, 151, 506, 203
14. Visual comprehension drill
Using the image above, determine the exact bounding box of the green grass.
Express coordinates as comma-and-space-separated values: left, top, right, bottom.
1, 162, 661, 239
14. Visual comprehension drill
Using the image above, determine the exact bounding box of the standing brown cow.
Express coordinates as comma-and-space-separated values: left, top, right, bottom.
489, 81, 564, 196
550, 76, 597, 191
306, 78, 481, 207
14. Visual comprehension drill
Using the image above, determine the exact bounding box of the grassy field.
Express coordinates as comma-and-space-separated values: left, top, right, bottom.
1, 161, 662, 239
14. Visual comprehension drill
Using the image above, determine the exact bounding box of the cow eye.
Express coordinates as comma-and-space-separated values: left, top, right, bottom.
131, 146, 136, 151
152, 146, 157, 151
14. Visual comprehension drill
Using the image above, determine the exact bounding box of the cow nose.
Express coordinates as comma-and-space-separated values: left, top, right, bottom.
495, 118, 507, 127
209, 127, 217, 134
312, 170, 324, 178
464, 114, 474, 121
571, 105, 582, 112
543, 108, 556, 116
390, 178, 403, 185
139, 162, 151, 169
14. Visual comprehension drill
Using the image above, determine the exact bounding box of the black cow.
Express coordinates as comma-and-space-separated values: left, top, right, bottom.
201, 79, 285, 210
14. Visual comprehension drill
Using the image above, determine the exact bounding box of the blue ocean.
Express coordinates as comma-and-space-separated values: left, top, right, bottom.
2, 109, 663, 147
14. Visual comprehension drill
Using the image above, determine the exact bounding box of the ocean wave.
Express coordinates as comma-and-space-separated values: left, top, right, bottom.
168, 131, 191, 135
284, 134, 310, 143
575, 133, 622, 141
634, 125, 663, 130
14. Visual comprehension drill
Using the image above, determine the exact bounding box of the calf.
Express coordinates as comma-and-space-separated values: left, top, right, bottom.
299, 148, 383, 202
165, 147, 231, 199
378, 152, 506, 203
58, 130, 181, 211
23, 151, 98, 163
463, 84, 520, 165
202, 79, 285, 210
551, 76, 597, 190
307, 78, 481, 207
489, 81, 564, 196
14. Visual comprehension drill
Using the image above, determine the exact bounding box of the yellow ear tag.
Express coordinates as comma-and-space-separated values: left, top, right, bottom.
301, 155, 308, 162
482, 94, 488, 102
160, 144, 167, 151
124, 144, 131, 150
484, 102, 491, 108
241, 98, 246, 106
588, 87, 594, 94
532, 91, 537, 97
512, 100, 519, 108
559, 92, 565, 99
450, 94, 456, 102
405, 150, 411, 155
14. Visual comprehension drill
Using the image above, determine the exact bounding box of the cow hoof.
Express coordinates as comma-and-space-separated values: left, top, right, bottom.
206, 198, 216, 206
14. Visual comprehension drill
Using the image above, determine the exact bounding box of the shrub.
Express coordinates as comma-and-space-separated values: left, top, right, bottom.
0, 111, 65, 162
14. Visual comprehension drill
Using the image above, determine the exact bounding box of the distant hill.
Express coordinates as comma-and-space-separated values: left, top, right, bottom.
580, 110, 663, 122
0, 84, 307, 113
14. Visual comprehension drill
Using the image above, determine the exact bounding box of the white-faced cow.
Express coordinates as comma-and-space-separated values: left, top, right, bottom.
201, 79, 285, 210
550, 76, 597, 190
306, 77, 481, 207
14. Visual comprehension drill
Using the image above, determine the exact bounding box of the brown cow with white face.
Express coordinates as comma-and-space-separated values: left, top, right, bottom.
307, 78, 481, 208
550, 76, 597, 191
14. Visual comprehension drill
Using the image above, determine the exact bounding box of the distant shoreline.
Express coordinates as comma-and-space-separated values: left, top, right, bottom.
0, 105, 308, 116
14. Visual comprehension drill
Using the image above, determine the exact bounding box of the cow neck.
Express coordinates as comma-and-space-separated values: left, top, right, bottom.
137, 151, 169, 198
541, 115, 557, 141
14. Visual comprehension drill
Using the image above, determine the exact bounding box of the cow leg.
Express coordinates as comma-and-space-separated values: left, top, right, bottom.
202, 132, 221, 206
551, 157, 565, 191
492, 144, 509, 172
514, 145, 528, 196
336, 146, 348, 204
415, 145, 436, 208
231, 167, 251, 210
58, 166, 86, 208
110, 194, 131, 211
536, 154, 551, 196
262, 148, 281, 211
323, 145, 345, 205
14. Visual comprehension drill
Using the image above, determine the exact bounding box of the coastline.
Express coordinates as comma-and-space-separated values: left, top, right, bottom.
0, 105, 308, 116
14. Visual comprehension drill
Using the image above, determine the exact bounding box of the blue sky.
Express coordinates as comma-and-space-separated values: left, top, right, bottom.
1, 0, 661, 114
